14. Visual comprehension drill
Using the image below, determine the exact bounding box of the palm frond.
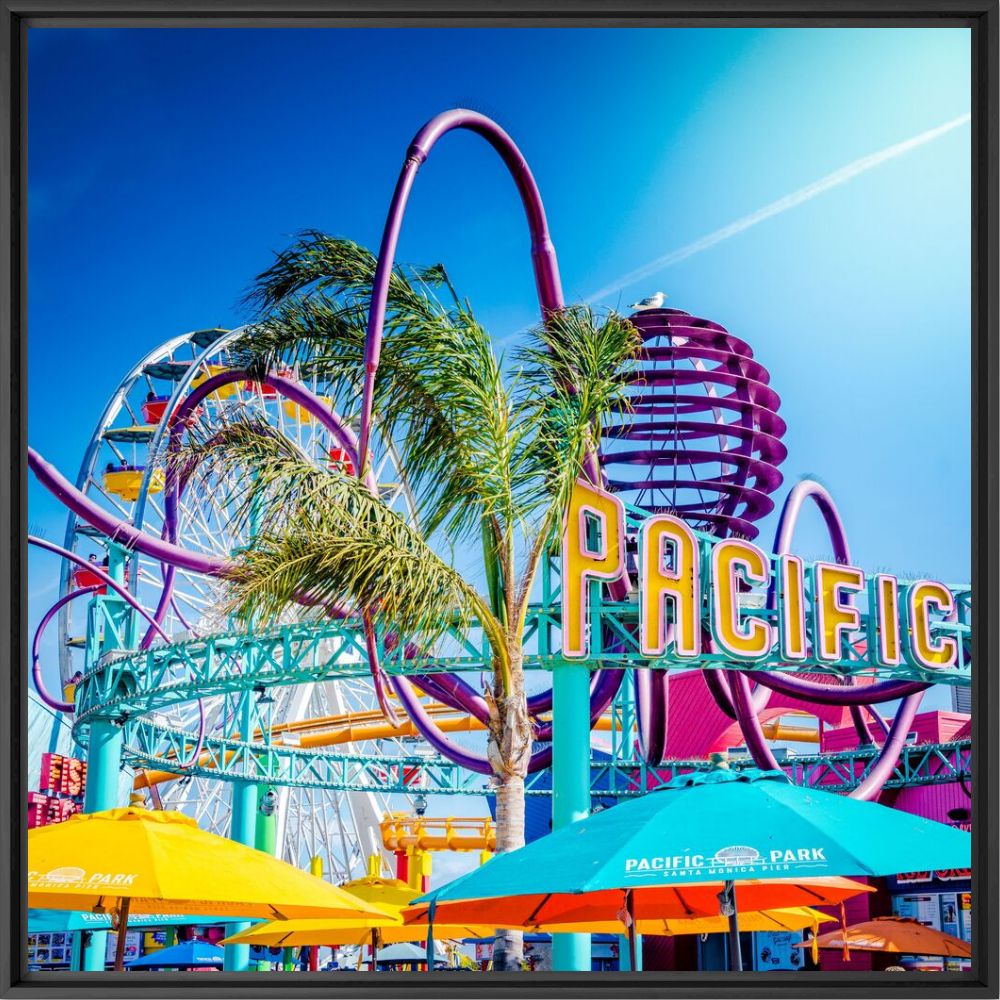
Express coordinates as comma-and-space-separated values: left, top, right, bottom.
172, 417, 506, 663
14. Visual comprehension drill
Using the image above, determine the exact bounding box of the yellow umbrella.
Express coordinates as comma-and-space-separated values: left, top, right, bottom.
336, 874, 419, 910
28, 808, 393, 970
222, 873, 493, 972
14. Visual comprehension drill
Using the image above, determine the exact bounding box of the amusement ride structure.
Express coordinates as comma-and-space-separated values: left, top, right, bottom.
28, 110, 972, 972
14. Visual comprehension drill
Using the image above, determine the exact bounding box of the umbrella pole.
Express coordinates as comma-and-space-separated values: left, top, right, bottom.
626, 888, 638, 972
370, 930, 377, 973
723, 881, 742, 973
426, 901, 436, 973
113, 897, 131, 973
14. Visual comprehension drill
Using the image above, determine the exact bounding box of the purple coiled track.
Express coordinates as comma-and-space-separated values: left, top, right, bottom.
601, 307, 786, 540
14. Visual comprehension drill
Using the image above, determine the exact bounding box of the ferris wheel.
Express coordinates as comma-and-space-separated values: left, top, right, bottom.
55, 326, 421, 880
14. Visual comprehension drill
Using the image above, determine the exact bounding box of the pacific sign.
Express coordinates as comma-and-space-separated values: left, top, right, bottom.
561, 480, 963, 674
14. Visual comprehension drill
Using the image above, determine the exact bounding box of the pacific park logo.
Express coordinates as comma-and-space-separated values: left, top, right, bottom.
623, 845, 830, 879
28, 866, 139, 889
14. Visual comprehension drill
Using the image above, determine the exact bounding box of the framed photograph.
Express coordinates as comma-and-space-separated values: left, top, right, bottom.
4, 3, 997, 998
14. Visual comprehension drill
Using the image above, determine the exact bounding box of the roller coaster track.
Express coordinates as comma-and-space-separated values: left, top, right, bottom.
124, 716, 969, 797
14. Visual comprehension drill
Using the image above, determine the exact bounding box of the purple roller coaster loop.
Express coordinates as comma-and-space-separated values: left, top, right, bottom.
358, 108, 564, 475
32, 585, 100, 713
28, 535, 208, 770
727, 478, 928, 800
355, 108, 628, 769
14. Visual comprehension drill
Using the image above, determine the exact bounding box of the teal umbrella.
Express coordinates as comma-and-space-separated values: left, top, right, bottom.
412, 769, 970, 971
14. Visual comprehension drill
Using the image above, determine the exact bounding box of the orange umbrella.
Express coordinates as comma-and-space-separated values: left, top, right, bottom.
795, 916, 971, 959
403, 876, 873, 928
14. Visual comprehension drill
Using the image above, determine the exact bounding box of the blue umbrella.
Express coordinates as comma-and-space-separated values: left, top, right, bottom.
126, 939, 223, 970
413, 768, 971, 971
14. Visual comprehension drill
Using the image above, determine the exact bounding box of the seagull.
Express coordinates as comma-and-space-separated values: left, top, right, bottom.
628, 291, 666, 311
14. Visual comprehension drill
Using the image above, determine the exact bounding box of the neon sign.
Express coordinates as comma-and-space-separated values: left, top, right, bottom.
562, 480, 964, 676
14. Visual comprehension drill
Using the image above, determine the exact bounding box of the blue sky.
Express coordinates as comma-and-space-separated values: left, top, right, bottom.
27, 28, 971, 794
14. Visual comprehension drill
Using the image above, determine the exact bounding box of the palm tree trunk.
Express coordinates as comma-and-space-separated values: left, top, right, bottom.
492, 773, 526, 971
489, 646, 531, 971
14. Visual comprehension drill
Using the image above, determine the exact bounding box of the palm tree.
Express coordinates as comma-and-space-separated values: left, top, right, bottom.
190, 232, 640, 970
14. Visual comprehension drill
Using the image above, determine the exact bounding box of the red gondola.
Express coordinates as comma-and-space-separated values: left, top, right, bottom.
328, 448, 356, 476
142, 394, 170, 424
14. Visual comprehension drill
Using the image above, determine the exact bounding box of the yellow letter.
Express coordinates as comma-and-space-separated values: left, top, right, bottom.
639, 514, 700, 659
777, 554, 807, 662
561, 479, 626, 658
869, 574, 902, 667
710, 539, 771, 660
814, 563, 865, 663
905, 580, 958, 671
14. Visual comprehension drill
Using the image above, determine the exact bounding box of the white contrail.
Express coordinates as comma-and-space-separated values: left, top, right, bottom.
585, 112, 971, 304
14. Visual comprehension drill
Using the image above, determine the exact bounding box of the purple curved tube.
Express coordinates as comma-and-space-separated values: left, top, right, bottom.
533, 667, 625, 742
524, 667, 615, 717
748, 671, 928, 705
362, 611, 400, 728
416, 661, 624, 748
140, 562, 177, 650
850, 691, 924, 801
730, 668, 780, 769
391, 674, 559, 775
167, 370, 369, 487
395, 677, 488, 770
413, 667, 624, 743
635, 670, 668, 765
703, 668, 739, 720
726, 477, 929, 799
359, 108, 564, 472
357, 109, 625, 759
866, 705, 891, 739
635, 630, 674, 764
32, 586, 100, 712
29, 535, 172, 643
702, 667, 769, 720
773, 478, 851, 564
412, 673, 490, 725
29, 536, 207, 767
849, 704, 875, 745
180, 699, 207, 772
162, 372, 386, 720
29, 451, 232, 576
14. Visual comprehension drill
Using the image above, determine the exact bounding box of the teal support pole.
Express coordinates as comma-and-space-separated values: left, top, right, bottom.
80, 545, 130, 971
80, 718, 124, 969
254, 785, 276, 854
551, 659, 592, 972
618, 934, 643, 971
223, 695, 257, 972
253, 785, 277, 969
69, 931, 83, 971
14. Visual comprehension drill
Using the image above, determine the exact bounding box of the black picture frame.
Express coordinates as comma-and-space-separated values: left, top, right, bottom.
2, 3, 996, 997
